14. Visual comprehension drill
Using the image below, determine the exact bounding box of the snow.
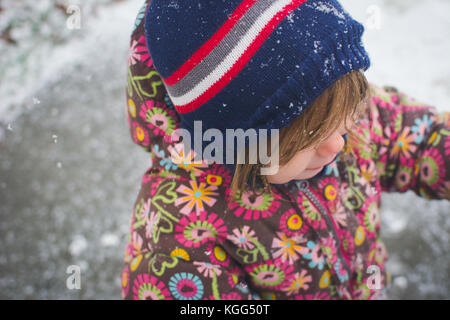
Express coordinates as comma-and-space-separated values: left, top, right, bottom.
69, 235, 88, 256
0, 0, 140, 124
341, 0, 450, 112
310, 1, 346, 20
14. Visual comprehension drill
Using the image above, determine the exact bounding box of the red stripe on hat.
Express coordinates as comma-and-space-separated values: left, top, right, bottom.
164, 0, 258, 86
175, 0, 307, 114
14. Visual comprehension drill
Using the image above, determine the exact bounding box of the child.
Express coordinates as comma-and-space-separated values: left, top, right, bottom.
122, 0, 450, 300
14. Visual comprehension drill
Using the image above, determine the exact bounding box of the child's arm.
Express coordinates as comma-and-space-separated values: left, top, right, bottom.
364, 83, 450, 200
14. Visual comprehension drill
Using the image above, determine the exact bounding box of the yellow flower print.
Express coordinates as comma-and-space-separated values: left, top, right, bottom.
319, 270, 331, 289
390, 127, 418, 158
354, 226, 366, 246
170, 248, 190, 261
284, 270, 313, 295
272, 232, 308, 265
175, 180, 218, 215
130, 255, 142, 272
168, 143, 208, 176
135, 125, 146, 142
128, 99, 136, 118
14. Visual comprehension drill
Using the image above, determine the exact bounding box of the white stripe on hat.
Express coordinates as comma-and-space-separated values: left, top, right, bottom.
167, 0, 292, 108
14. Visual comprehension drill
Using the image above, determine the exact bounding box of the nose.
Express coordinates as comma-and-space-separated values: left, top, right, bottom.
315, 132, 346, 157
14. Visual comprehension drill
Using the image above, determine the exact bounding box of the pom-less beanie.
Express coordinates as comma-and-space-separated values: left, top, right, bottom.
144, 0, 371, 177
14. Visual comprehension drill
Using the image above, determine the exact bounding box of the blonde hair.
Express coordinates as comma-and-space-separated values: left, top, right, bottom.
230, 70, 371, 198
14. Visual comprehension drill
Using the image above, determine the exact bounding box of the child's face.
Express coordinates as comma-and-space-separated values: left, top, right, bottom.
267, 120, 349, 184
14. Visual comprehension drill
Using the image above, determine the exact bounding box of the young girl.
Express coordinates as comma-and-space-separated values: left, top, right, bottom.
122, 0, 450, 300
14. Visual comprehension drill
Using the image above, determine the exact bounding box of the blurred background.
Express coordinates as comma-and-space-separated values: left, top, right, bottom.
0, 0, 449, 299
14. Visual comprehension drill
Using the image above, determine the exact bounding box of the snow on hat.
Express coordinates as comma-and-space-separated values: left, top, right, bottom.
144, 0, 371, 176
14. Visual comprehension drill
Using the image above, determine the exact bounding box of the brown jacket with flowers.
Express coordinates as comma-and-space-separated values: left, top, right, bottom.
120, 0, 450, 300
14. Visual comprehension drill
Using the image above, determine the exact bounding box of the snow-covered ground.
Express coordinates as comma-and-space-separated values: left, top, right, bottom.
0, 0, 448, 299
341, 0, 450, 112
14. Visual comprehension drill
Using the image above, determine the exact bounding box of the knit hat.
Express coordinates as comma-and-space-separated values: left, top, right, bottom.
144, 0, 371, 178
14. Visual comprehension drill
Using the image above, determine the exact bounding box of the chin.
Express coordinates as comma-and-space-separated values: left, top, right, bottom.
293, 172, 314, 181
269, 170, 316, 185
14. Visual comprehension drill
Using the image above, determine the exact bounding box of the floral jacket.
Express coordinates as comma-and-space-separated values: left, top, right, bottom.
121, 0, 450, 300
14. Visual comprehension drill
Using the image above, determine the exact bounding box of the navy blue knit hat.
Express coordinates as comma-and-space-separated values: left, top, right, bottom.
144, 0, 371, 177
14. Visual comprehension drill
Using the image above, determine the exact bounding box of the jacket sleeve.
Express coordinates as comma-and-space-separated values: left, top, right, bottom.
366, 83, 450, 199
123, 1, 259, 300
121, 172, 259, 300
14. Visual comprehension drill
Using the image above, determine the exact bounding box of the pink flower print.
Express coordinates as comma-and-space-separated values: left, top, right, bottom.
226, 267, 244, 289
132, 121, 150, 147
271, 232, 309, 265
279, 208, 310, 237
121, 266, 130, 298
145, 209, 160, 240
358, 199, 380, 238
379, 125, 397, 157
319, 236, 338, 266
332, 200, 348, 228
227, 225, 257, 250
298, 195, 327, 230
317, 177, 340, 209
174, 211, 228, 248
124, 241, 134, 264
193, 261, 222, 278
139, 99, 179, 142
146, 176, 165, 197
417, 147, 445, 190
168, 142, 209, 176
390, 127, 418, 159
283, 270, 312, 295
293, 291, 331, 300
221, 292, 242, 300
131, 230, 144, 257
244, 259, 295, 291
128, 39, 140, 66
132, 274, 172, 300
226, 188, 282, 220
206, 242, 230, 267
393, 156, 416, 191
366, 240, 388, 267
139, 197, 151, 222
445, 134, 450, 157
198, 163, 232, 188
136, 35, 153, 67
175, 180, 218, 215
128, 35, 153, 67
390, 92, 399, 104
359, 161, 378, 186
337, 228, 355, 259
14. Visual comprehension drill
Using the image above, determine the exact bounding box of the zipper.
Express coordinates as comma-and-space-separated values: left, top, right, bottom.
295, 180, 352, 281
